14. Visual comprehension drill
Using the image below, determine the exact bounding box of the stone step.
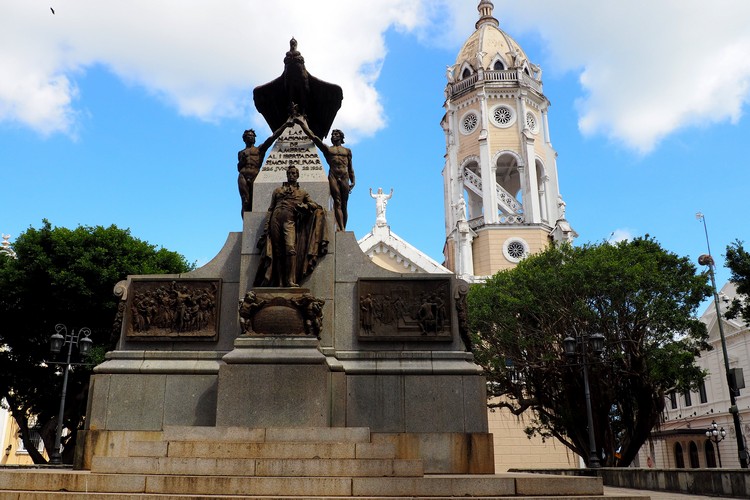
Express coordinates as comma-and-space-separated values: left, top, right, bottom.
156, 441, 364, 459
90, 456, 424, 477
0, 492, 648, 500
0, 470, 616, 498
128, 440, 393, 460
162, 426, 372, 443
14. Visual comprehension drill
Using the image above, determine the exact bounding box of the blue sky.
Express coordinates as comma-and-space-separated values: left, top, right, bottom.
2, 1, 749, 295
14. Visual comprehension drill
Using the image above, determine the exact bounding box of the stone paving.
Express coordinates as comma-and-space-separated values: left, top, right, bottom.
604, 485, 746, 499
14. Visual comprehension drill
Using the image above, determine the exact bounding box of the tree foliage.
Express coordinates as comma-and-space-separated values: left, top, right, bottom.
468, 237, 711, 467
725, 240, 750, 324
0, 220, 192, 463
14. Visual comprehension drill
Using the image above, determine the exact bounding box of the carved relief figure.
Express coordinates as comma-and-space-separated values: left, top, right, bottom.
130, 282, 217, 333
291, 293, 325, 338
254, 165, 328, 287
357, 281, 451, 339
370, 187, 393, 226
360, 294, 374, 333
238, 291, 267, 335
295, 117, 355, 231
237, 120, 291, 215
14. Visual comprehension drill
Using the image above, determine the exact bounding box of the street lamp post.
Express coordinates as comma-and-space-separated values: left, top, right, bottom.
706, 420, 727, 468
563, 332, 605, 468
696, 212, 749, 469
48, 323, 92, 465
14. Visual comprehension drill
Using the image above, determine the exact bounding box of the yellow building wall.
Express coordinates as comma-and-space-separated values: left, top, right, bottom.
369, 253, 410, 273
472, 227, 550, 276
0, 412, 40, 465
488, 400, 579, 471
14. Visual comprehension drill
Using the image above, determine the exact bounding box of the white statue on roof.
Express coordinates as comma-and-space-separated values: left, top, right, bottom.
369, 187, 393, 227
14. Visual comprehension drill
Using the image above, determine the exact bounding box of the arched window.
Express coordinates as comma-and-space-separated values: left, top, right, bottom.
689, 441, 700, 468
705, 441, 717, 468
493, 60, 505, 71
462, 67, 472, 79
674, 443, 685, 468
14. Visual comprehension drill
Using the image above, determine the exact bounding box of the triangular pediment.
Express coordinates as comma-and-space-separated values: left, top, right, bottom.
358, 225, 451, 275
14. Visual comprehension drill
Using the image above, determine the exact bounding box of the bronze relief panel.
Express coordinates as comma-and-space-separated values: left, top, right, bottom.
357, 278, 452, 341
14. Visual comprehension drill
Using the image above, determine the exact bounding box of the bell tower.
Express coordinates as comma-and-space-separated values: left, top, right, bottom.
442, 0, 575, 279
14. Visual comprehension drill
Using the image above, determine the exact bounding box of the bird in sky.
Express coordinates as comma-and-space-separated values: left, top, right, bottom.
50, 7, 55, 15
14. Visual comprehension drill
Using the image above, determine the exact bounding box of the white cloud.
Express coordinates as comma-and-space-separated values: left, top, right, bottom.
609, 229, 633, 244
0, 0, 431, 140
489, 0, 750, 153
4, 1, 750, 153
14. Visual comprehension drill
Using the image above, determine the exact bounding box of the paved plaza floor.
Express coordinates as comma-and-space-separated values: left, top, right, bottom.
604, 485, 746, 499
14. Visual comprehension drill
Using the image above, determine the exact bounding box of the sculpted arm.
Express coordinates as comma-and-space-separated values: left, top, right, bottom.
347, 149, 355, 190
294, 117, 328, 153
258, 118, 293, 155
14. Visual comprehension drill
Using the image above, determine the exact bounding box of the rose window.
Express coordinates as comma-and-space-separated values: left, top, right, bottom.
526, 112, 538, 132
490, 105, 515, 128
503, 237, 529, 263
461, 112, 478, 134
507, 241, 525, 259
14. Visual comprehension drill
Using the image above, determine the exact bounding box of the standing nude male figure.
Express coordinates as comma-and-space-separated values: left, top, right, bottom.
237, 120, 291, 215
295, 117, 355, 230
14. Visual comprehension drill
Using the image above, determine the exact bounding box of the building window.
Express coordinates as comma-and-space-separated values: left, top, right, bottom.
683, 390, 692, 407
460, 111, 479, 135
16, 428, 44, 454
503, 238, 529, 263
705, 441, 717, 468
462, 67, 472, 79
525, 111, 539, 133
668, 391, 677, 409
493, 60, 505, 70
698, 382, 707, 404
689, 441, 700, 468
674, 442, 685, 468
490, 105, 516, 128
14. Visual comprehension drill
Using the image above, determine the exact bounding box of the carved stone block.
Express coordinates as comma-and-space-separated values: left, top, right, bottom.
125, 279, 221, 341
239, 288, 324, 337
357, 278, 452, 341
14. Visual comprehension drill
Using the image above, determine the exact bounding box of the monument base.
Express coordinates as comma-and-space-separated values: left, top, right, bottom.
216, 336, 330, 427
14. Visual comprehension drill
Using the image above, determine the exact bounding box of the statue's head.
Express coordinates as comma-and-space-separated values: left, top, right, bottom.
331, 129, 344, 144
377, 187, 383, 194
290, 37, 297, 50
286, 165, 299, 183
242, 129, 256, 145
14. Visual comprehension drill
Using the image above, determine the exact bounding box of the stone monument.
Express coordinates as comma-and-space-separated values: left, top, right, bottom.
81, 38, 492, 473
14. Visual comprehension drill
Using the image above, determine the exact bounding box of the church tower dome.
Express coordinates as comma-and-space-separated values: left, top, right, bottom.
442, 1, 575, 280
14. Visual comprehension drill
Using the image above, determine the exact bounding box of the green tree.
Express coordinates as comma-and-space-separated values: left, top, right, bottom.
725, 240, 750, 324
469, 237, 711, 467
0, 221, 192, 463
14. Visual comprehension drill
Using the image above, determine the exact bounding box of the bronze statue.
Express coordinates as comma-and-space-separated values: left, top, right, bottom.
254, 165, 328, 287
253, 38, 343, 140
237, 120, 291, 215
295, 117, 355, 231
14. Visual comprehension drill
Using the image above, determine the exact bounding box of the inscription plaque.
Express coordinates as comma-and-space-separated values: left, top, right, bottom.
125, 279, 221, 341
357, 278, 452, 341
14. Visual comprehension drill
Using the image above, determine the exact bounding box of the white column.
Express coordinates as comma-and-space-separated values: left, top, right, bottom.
542, 108, 552, 146
538, 174, 549, 223
523, 132, 542, 223
442, 110, 457, 234
478, 91, 499, 223
456, 220, 475, 277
